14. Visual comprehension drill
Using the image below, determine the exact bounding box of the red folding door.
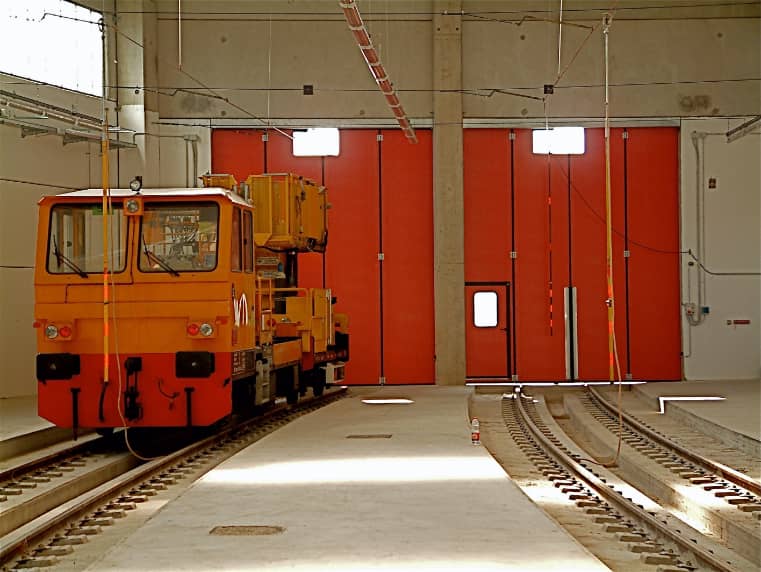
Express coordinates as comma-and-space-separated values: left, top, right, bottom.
212, 128, 435, 384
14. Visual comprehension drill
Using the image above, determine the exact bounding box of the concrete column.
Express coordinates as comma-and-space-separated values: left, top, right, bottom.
113, 0, 160, 186
432, 2, 464, 385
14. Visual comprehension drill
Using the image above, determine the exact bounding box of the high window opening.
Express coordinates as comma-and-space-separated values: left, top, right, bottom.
0, 0, 103, 96
532, 127, 586, 155
292, 128, 340, 157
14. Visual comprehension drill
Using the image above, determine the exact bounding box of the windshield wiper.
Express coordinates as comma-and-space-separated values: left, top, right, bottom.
52, 236, 88, 278
142, 236, 180, 277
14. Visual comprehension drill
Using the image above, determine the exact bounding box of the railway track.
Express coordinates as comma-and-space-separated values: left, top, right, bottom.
0, 435, 140, 543
474, 390, 759, 571
564, 388, 761, 566
1, 388, 347, 571
587, 387, 761, 499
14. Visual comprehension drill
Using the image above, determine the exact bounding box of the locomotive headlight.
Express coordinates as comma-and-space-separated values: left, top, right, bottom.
199, 322, 214, 337
129, 176, 142, 193
45, 324, 59, 339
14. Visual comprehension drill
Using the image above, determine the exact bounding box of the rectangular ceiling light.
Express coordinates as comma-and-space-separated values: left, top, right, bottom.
292, 128, 340, 157
532, 126, 586, 155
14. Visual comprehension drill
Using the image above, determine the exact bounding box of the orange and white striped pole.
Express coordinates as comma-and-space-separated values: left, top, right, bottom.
603, 14, 615, 382
101, 111, 110, 391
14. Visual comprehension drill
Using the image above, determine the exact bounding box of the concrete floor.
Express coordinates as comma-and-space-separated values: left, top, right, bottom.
0, 395, 50, 441
85, 387, 609, 571
5, 381, 759, 570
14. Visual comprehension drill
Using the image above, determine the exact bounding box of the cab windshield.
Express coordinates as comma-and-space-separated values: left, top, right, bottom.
47, 203, 126, 275
139, 203, 219, 273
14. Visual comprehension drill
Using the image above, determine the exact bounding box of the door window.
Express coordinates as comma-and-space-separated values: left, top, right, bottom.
473, 291, 498, 327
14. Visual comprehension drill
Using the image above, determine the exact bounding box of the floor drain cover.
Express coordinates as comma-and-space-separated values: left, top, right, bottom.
346, 434, 392, 439
209, 525, 285, 536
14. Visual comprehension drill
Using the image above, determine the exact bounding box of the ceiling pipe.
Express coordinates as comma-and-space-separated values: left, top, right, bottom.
0, 94, 103, 132
338, 0, 417, 143
726, 115, 761, 143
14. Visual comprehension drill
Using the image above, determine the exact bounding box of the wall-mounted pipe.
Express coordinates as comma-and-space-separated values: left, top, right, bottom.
687, 131, 707, 327
338, 0, 417, 143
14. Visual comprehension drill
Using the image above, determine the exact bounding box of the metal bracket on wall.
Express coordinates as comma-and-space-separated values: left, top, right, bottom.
20, 125, 54, 138
378, 253, 385, 261
261, 133, 268, 142
509, 132, 516, 140
377, 133, 383, 142
511, 374, 519, 381
510, 251, 517, 259
379, 376, 386, 385
624, 250, 630, 258
622, 131, 629, 139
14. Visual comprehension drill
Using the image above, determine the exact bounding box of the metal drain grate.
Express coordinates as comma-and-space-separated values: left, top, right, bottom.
209, 525, 285, 536
346, 434, 392, 439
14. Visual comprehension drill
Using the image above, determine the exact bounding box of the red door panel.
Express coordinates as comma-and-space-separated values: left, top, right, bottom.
568, 128, 628, 380
465, 285, 509, 378
210, 129, 265, 182
324, 130, 381, 384
380, 130, 435, 384
464, 129, 512, 283
627, 127, 681, 380
513, 129, 567, 380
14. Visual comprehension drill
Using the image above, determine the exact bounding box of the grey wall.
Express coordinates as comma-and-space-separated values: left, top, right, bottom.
153, 0, 760, 122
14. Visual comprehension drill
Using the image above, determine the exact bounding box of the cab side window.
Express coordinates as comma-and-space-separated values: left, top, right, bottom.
243, 211, 254, 273
231, 207, 242, 272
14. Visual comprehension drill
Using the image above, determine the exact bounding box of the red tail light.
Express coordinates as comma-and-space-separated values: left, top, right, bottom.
59, 325, 73, 338
187, 323, 200, 336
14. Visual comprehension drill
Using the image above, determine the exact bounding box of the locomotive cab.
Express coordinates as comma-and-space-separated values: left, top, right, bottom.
34, 177, 348, 431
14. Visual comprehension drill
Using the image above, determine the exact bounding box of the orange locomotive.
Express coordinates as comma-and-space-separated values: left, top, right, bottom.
34, 173, 348, 432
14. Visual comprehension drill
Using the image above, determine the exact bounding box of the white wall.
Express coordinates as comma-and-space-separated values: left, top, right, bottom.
680, 118, 761, 380
0, 123, 101, 397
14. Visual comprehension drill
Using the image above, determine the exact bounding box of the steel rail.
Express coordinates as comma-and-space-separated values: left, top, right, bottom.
0, 388, 346, 566
514, 392, 746, 572
588, 387, 761, 497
